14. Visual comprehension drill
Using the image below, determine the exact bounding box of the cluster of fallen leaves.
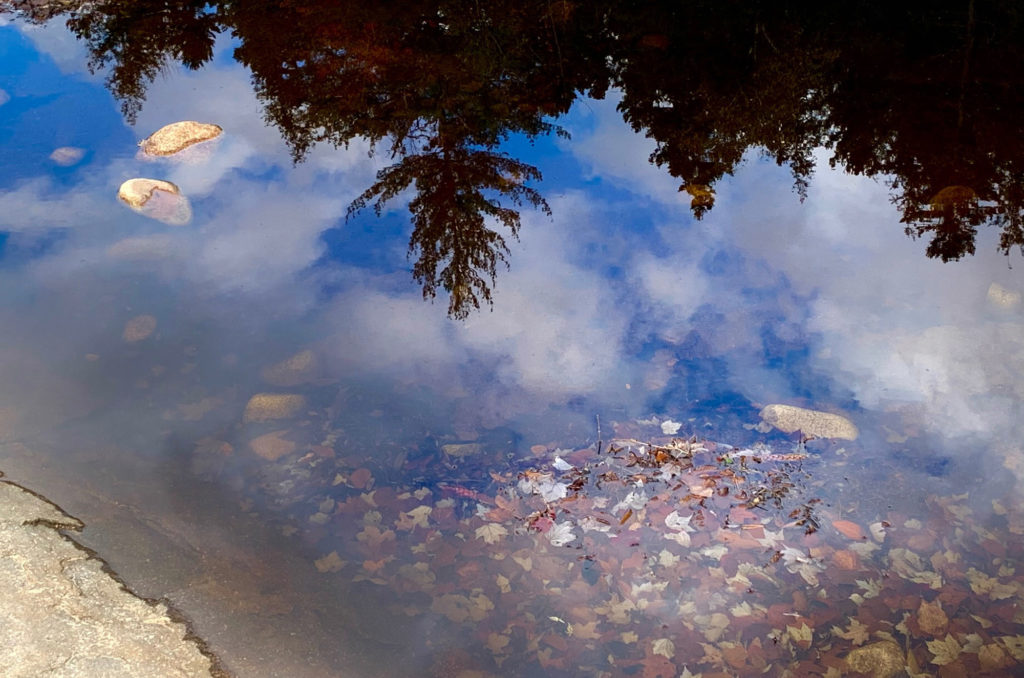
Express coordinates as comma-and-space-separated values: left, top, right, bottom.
196, 417, 1024, 677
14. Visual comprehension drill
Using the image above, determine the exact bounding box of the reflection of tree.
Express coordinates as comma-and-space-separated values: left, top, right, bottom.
67, 0, 219, 120
349, 141, 549, 319
7, 0, 1024, 313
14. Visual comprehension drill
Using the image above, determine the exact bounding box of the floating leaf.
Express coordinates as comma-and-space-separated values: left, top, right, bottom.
552, 456, 574, 471
548, 521, 577, 546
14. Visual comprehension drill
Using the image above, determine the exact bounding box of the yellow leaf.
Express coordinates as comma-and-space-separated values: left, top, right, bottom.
571, 621, 601, 640
831, 618, 870, 646
486, 633, 510, 653
313, 551, 345, 573
927, 634, 961, 665
788, 622, 813, 648
652, 638, 675, 658
475, 522, 508, 545
1000, 635, 1024, 661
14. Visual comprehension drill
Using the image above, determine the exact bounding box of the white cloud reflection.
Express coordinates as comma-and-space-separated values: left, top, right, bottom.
6, 20, 1024, 459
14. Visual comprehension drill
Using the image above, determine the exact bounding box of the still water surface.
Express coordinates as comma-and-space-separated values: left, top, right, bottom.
2, 3, 1024, 676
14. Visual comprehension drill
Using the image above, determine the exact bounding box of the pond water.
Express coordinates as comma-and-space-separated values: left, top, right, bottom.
2, 3, 1024, 676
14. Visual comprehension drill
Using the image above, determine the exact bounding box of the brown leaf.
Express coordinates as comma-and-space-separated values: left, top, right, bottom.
832, 519, 867, 540
917, 599, 948, 637
350, 467, 373, 489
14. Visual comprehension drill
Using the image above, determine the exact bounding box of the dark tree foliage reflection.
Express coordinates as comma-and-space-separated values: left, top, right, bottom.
5, 0, 1024, 315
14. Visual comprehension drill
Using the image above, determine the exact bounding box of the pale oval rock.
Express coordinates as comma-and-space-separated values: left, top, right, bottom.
260, 350, 319, 387
122, 315, 157, 342
117, 178, 179, 208
49, 146, 85, 166
140, 121, 223, 156
243, 393, 307, 422
844, 640, 905, 678
442, 443, 483, 458
117, 178, 192, 225
249, 430, 296, 461
759, 404, 858, 440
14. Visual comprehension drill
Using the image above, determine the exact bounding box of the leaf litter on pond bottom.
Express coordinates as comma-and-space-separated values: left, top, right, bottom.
194, 411, 1024, 676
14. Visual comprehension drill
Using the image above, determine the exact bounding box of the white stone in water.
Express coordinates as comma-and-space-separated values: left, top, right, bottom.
117, 178, 192, 225
140, 121, 223, 156
759, 404, 858, 440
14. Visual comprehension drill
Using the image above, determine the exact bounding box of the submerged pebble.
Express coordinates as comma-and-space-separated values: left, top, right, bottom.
122, 315, 156, 342
140, 121, 223, 156
759, 403, 858, 440
243, 393, 307, 422
844, 640, 905, 678
260, 349, 319, 387
249, 430, 296, 461
117, 178, 192, 225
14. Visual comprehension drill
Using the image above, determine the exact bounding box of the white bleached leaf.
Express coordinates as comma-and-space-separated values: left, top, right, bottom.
665, 530, 692, 547
518, 472, 569, 503
552, 456, 574, 471
612, 489, 648, 514
661, 419, 682, 435
579, 515, 612, 533
701, 544, 728, 560
757, 527, 785, 549
665, 510, 695, 532
548, 521, 577, 546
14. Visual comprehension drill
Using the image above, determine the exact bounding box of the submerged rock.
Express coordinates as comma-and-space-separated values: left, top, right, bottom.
844, 640, 905, 678
140, 121, 223, 156
249, 430, 297, 461
260, 349, 319, 387
759, 404, 858, 440
442, 443, 483, 458
117, 178, 192, 225
243, 393, 307, 422
122, 315, 156, 342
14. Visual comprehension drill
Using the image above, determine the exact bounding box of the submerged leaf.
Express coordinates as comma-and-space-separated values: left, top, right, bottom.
475, 522, 509, 544
927, 634, 961, 665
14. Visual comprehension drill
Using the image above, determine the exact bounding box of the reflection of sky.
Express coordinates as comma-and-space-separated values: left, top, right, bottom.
3, 17, 1024, 474
4, 17, 1024, 676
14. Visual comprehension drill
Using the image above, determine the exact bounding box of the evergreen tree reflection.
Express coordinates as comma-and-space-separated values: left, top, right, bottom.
5, 0, 1024, 315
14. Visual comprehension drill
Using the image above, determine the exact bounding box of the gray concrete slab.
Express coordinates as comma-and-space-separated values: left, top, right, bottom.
0, 478, 227, 677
